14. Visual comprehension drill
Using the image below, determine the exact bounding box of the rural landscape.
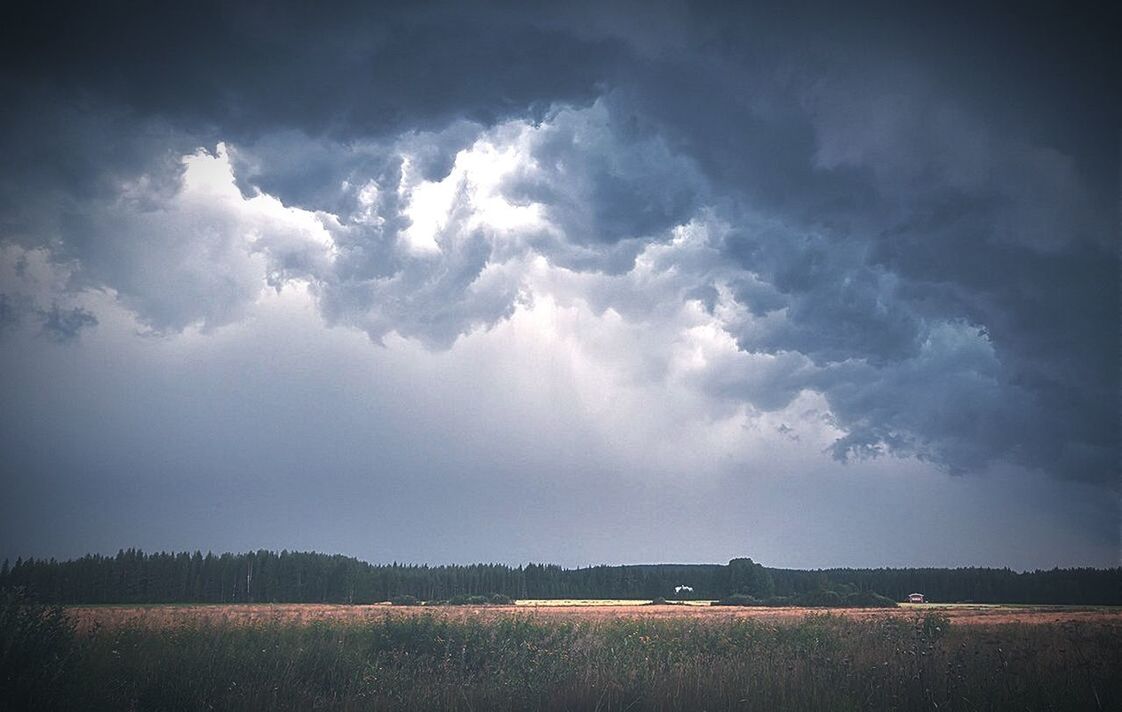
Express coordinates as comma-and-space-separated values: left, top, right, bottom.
2, 1, 1119, 709
3, 553, 1121, 709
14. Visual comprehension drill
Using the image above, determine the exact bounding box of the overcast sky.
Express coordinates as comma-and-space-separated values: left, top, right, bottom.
1, 1, 1118, 570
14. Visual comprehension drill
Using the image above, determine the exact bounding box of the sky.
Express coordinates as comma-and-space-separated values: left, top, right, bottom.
0, 1, 1118, 570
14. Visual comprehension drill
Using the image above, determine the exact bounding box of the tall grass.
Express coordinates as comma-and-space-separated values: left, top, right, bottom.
3, 598, 1120, 710
1, 589, 78, 709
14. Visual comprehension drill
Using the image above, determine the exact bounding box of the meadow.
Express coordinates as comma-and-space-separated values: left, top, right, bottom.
4, 593, 1121, 711
63, 599, 1122, 630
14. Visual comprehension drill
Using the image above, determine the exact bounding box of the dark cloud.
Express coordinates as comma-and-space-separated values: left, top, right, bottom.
0, 293, 20, 334
502, 102, 704, 248
0, 0, 1117, 493
1, 2, 620, 141
39, 304, 98, 342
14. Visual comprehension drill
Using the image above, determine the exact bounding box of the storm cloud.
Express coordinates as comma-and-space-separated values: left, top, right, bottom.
0, 1, 1117, 567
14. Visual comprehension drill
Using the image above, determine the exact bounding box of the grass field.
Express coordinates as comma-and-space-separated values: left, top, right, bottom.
65, 599, 1122, 632
6, 596, 1121, 710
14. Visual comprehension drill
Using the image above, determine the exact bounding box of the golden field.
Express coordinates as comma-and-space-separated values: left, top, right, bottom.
67, 600, 1122, 632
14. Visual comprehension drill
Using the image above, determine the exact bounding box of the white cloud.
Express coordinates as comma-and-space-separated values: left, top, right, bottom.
3, 98, 1111, 490
44, 144, 338, 332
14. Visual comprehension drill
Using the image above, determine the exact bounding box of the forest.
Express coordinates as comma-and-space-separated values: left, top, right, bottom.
3, 550, 1118, 605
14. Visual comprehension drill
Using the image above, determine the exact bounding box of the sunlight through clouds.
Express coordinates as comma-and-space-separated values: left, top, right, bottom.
1, 0, 1115, 569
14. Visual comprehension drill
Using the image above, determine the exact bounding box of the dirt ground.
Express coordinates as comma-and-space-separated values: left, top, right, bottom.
67, 602, 1122, 632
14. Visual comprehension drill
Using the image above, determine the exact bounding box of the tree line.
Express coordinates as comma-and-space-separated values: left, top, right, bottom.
1, 550, 1118, 605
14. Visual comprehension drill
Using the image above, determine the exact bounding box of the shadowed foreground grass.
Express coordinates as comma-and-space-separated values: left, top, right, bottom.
3, 595, 1120, 710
